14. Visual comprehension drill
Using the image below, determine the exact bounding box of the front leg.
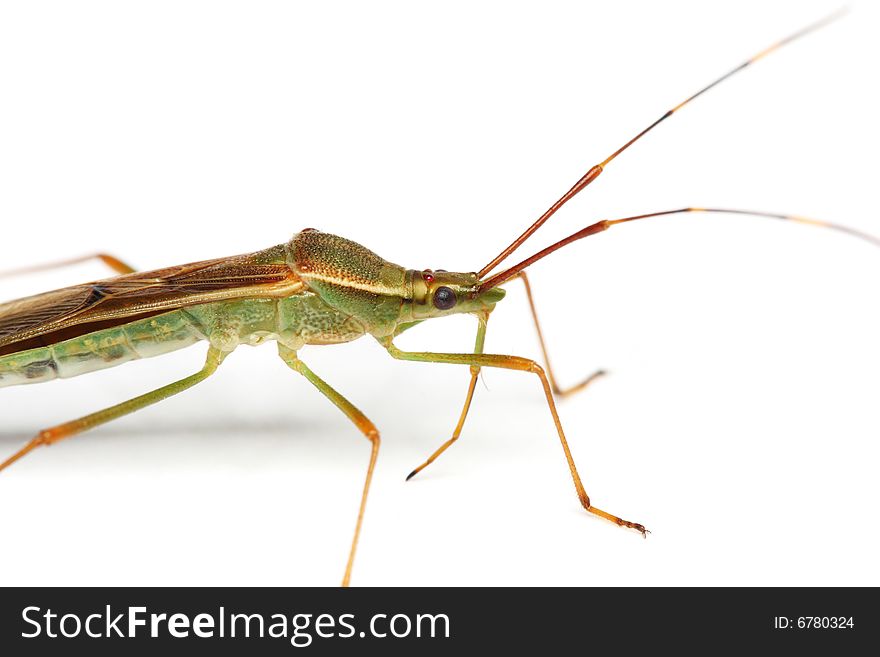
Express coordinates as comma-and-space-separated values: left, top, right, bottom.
405, 312, 488, 481
513, 271, 606, 397
379, 336, 647, 536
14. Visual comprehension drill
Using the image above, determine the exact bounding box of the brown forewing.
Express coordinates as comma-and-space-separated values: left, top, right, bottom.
0, 246, 303, 354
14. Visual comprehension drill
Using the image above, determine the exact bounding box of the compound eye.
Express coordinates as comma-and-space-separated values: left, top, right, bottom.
433, 286, 457, 310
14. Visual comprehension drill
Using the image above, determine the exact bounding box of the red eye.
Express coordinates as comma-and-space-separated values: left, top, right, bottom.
423, 271, 434, 283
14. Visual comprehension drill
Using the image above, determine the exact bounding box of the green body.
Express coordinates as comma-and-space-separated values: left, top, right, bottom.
0, 230, 505, 388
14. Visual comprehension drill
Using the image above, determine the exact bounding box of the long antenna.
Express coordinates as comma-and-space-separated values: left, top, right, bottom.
477, 9, 847, 279
479, 207, 880, 291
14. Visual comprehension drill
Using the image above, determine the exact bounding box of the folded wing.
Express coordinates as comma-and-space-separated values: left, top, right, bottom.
0, 246, 302, 354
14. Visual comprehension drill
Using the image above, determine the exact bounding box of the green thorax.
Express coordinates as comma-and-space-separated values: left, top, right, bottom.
285, 229, 505, 337
286, 229, 409, 337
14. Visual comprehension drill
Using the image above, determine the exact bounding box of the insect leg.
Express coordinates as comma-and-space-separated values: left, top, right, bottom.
380, 338, 647, 536
0, 347, 226, 472
277, 344, 380, 588
0, 253, 136, 279
514, 271, 606, 398
405, 312, 488, 481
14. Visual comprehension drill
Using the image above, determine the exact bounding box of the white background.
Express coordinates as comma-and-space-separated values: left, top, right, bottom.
1, 0, 878, 587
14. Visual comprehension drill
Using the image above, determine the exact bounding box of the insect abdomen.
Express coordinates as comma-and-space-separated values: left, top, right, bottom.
0, 310, 206, 388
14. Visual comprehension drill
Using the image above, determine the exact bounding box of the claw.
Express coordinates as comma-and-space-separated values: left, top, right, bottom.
587, 504, 649, 538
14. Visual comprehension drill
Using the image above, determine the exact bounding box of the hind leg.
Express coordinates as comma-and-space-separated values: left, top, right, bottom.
0, 347, 226, 472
